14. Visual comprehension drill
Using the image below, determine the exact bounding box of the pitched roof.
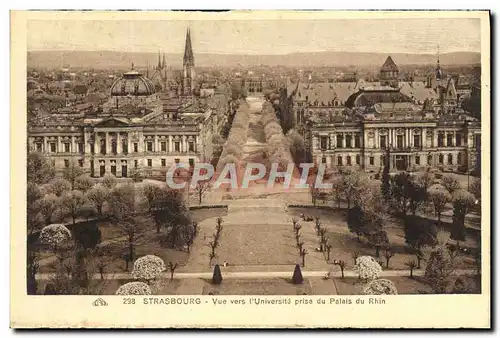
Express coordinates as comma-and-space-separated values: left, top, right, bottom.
380, 56, 399, 72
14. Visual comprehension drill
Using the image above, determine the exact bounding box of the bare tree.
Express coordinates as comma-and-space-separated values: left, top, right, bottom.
300, 248, 308, 267
383, 248, 395, 268
325, 243, 332, 261
352, 251, 360, 265
404, 259, 418, 278
194, 180, 212, 204
334, 260, 346, 279
168, 262, 179, 281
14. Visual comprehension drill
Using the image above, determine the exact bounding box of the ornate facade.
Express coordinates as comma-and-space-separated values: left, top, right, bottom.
289, 56, 481, 173
27, 29, 218, 179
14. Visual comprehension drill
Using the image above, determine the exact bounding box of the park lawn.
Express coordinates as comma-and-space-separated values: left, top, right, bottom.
288, 207, 478, 271
333, 276, 432, 295
201, 278, 313, 295
214, 224, 297, 266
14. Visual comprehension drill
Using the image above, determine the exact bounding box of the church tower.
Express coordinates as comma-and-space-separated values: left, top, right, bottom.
379, 56, 399, 88
435, 47, 443, 80
182, 28, 195, 96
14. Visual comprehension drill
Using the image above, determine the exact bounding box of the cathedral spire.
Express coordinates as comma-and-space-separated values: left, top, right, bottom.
157, 50, 162, 70
162, 53, 166, 69
436, 45, 442, 80
183, 27, 194, 66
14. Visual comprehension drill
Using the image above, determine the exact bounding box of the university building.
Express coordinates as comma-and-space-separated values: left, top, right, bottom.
289, 56, 481, 173
28, 29, 224, 179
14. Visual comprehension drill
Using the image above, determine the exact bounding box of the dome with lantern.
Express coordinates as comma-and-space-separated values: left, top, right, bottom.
110, 64, 156, 97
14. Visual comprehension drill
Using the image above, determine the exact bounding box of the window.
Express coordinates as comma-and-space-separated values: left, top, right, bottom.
321, 157, 327, 164
380, 155, 385, 166
174, 142, 180, 152
415, 156, 420, 165
413, 135, 421, 148
457, 153, 462, 164
456, 133, 462, 147
356, 155, 360, 165
188, 142, 195, 152
64, 159, 70, 168
396, 135, 404, 149
369, 156, 374, 165
320, 136, 328, 150
111, 141, 117, 154
134, 160, 138, 168
189, 158, 195, 167
438, 133, 444, 147
337, 156, 342, 166
78, 159, 84, 167
161, 142, 167, 152
78, 143, 84, 153
90, 143, 95, 155
64, 143, 70, 153
380, 135, 387, 149
427, 155, 432, 165
447, 134, 453, 147
35, 143, 42, 152
439, 154, 444, 164
354, 134, 361, 148
132, 143, 137, 153
147, 159, 152, 167
346, 156, 352, 166
346, 135, 352, 148
161, 159, 166, 167
336, 135, 344, 148
50, 143, 56, 153
146, 142, 153, 152
447, 154, 453, 165
100, 140, 106, 154
175, 158, 180, 164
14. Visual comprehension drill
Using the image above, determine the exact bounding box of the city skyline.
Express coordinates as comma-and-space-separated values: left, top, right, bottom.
27, 18, 481, 55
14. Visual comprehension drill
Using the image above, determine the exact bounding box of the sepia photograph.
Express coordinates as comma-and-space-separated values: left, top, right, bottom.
10, 10, 490, 328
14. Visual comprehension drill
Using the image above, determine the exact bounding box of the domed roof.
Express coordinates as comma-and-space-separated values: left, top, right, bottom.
110, 69, 156, 96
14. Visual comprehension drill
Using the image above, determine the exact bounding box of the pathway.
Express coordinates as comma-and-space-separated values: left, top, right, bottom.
35, 268, 477, 281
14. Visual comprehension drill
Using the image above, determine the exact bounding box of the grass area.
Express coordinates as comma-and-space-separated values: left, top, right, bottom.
289, 207, 478, 271
202, 278, 313, 295
215, 224, 297, 266
333, 275, 481, 295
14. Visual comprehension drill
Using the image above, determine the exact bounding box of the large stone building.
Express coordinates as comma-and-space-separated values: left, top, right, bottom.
289, 56, 481, 173
28, 29, 226, 179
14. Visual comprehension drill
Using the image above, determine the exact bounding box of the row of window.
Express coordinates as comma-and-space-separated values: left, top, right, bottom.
319, 135, 362, 149
37, 140, 196, 155
320, 153, 464, 166
63, 158, 196, 169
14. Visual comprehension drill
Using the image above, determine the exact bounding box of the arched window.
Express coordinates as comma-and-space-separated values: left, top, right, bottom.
447, 154, 453, 165
439, 154, 444, 164
427, 154, 433, 165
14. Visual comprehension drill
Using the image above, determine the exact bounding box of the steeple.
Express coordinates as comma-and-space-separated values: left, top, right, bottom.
183, 28, 195, 66
157, 50, 162, 70
436, 46, 442, 80
162, 53, 166, 69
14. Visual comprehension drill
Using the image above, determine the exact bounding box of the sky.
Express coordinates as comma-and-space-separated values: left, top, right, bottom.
27, 18, 481, 55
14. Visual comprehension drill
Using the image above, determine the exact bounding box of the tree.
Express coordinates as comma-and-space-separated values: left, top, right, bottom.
450, 190, 475, 248
404, 258, 418, 278
381, 147, 391, 199
310, 187, 321, 206
428, 184, 451, 224
60, 190, 85, 225
424, 246, 457, 294
194, 180, 212, 205
363, 279, 398, 295
338, 168, 368, 210
132, 255, 166, 284
325, 243, 332, 261
414, 170, 435, 192
212, 264, 223, 284
85, 184, 110, 216
347, 205, 365, 242
46, 177, 71, 197
404, 215, 438, 259
179, 223, 196, 253
383, 248, 395, 268
407, 183, 427, 216
367, 230, 389, 257
151, 187, 189, 236
292, 264, 303, 284
353, 256, 382, 281
299, 248, 308, 267
468, 179, 481, 201
63, 160, 85, 190
39, 224, 72, 269
27, 152, 54, 184
334, 260, 346, 279
141, 183, 164, 213
351, 251, 360, 265
35, 193, 60, 225
168, 262, 179, 281
74, 174, 94, 193
115, 282, 152, 295
101, 173, 117, 189
441, 175, 461, 194
389, 172, 413, 217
